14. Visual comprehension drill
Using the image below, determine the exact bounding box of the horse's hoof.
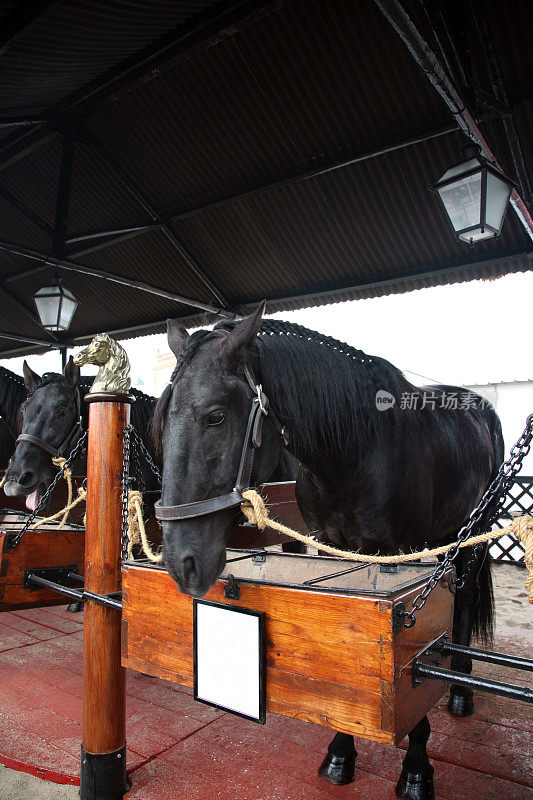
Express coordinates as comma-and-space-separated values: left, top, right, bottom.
67, 601, 84, 613
448, 686, 474, 717
396, 769, 435, 800
318, 752, 356, 785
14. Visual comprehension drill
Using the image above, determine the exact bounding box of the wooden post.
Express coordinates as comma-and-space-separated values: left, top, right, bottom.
80, 394, 131, 800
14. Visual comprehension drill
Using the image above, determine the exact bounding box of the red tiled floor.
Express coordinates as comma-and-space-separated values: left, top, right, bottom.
0, 604, 531, 798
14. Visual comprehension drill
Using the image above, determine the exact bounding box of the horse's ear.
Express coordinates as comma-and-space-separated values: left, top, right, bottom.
22, 360, 40, 390
167, 319, 189, 360
64, 355, 80, 386
221, 301, 265, 363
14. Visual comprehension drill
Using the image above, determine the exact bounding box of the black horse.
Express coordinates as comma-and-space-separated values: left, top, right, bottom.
152, 304, 504, 800
3, 357, 159, 509
0, 365, 28, 469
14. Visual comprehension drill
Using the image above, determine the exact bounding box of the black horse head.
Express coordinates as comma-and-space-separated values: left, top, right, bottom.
152, 303, 284, 597
3, 357, 81, 510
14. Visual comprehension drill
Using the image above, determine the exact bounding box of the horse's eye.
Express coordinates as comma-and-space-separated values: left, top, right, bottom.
57, 409, 66, 418
207, 410, 225, 426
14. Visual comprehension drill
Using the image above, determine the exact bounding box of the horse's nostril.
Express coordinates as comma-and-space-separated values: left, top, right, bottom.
18, 471, 36, 488
181, 556, 197, 586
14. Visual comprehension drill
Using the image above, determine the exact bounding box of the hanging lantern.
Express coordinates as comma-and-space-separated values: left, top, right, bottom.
431, 143, 517, 244
33, 276, 78, 332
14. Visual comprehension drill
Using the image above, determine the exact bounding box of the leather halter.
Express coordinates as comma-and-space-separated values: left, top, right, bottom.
15, 383, 84, 460
154, 364, 288, 522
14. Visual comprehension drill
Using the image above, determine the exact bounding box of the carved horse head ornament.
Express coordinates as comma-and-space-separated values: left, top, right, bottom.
74, 333, 131, 394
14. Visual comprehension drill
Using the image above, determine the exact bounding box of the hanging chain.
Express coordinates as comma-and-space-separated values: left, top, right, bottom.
5, 432, 88, 550
120, 424, 132, 562
128, 425, 162, 484
400, 414, 533, 629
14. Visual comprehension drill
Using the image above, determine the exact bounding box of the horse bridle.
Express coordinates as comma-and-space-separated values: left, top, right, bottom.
15, 383, 84, 460
154, 364, 288, 522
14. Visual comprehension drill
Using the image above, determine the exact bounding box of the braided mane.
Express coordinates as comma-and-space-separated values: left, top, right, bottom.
152, 319, 413, 468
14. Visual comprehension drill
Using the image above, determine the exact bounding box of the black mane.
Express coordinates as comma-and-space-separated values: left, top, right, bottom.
0, 366, 27, 434
151, 319, 414, 467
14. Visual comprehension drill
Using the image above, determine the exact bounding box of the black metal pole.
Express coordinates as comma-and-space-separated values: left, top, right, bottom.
437, 641, 533, 672
413, 662, 533, 703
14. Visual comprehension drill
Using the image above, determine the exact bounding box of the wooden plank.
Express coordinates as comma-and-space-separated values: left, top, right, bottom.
391, 578, 454, 743
0, 529, 84, 611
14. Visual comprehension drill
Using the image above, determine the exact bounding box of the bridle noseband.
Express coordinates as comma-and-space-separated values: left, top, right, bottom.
154, 364, 288, 522
15, 383, 84, 461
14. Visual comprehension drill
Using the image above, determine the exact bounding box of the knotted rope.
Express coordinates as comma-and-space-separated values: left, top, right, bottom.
514, 515, 533, 603
126, 490, 163, 563
240, 489, 533, 600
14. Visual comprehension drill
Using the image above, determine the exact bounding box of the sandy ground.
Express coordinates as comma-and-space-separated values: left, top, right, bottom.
0, 563, 530, 800
492, 562, 532, 632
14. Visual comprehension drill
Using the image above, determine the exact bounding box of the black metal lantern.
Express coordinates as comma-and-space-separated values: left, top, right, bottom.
33, 276, 78, 332
431, 143, 517, 244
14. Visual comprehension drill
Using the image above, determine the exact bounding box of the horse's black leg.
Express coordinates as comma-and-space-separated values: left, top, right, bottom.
318, 732, 357, 785
281, 540, 306, 554
396, 715, 434, 800
447, 550, 475, 717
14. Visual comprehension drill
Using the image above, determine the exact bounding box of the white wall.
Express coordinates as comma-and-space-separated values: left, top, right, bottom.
464, 381, 533, 475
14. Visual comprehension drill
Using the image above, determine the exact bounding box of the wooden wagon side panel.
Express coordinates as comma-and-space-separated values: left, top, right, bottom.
0, 528, 85, 611
122, 564, 396, 743
390, 577, 455, 744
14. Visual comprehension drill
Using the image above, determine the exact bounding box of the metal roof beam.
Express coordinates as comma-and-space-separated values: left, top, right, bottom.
0, 331, 59, 347
373, 0, 533, 242
469, 0, 532, 211
0, 185, 54, 236
162, 123, 458, 220
78, 127, 232, 309
0, 130, 56, 173
52, 130, 74, 255
0, 118, 46, 130
0, 282, 58, 342
65, 224, 158, 248
72, 0, 292, 113
0, 238, 227, 316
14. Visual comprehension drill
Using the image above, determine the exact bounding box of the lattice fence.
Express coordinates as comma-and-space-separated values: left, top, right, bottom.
490, 477, 532, 563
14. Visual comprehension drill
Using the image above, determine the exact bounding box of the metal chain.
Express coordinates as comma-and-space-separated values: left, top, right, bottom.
128, 425, 162, 484
400, 413, 533, 628
5, 432, 88, 549
120, 424, 131, 562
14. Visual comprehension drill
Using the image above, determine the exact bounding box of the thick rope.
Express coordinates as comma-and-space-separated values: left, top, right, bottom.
127, 490, 163, 563
51, 457, 72, 529
514, 515, 533, 603
31, 487, 87, 528
0, 474, 5, 489
241, 489, 533, 599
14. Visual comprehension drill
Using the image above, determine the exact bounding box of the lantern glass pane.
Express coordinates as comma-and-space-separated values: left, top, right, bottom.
58, 295, 78, 330
437, 170, 482, 232
34, 287, 61, 329
485, 171, 512, 232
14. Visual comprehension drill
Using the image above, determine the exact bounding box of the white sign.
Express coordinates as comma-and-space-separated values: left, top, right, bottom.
194, 599, 265, 723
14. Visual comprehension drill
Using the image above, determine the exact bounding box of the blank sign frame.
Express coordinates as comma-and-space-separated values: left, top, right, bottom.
193, 599, 266, 724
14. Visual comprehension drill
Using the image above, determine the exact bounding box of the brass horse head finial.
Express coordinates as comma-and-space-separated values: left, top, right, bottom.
74, 333, 131, 394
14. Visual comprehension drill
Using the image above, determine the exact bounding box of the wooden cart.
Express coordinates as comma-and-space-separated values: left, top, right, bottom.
122, 548, 454, 746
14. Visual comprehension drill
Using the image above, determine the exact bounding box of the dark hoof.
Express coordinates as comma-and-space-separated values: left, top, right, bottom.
448, 686, 474, 717
396, 769, 435, 800
67, 601, 84, 613
318, 752, 356, 785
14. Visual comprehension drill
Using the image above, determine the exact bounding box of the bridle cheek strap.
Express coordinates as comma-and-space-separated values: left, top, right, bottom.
15, 387, 84, 460
154, 365, 288, 523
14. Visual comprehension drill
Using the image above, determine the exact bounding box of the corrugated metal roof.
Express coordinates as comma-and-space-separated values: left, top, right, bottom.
0, 0, 531, 357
